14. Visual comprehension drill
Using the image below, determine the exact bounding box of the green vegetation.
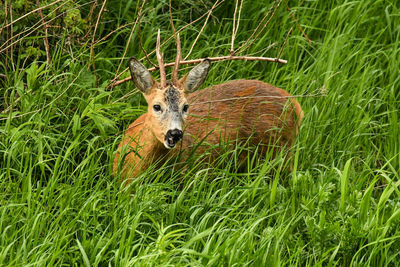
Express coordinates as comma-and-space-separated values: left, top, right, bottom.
1, 0, 399, 265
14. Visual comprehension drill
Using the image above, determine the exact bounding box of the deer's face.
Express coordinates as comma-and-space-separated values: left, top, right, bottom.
144, 84, 188, 148
128, 58, 210, 149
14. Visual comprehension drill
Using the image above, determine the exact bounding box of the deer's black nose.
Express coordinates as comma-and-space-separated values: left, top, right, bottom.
167, 129, 183, 141
165, 129, 183, 148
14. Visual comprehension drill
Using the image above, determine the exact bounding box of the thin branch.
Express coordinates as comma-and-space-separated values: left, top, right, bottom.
111, 55, 287, 88
89, 0, 107, 70
276, 27, 293, 61
285, 0, 312, 44
108, 0, 226, 86
169, 0, 176, 36
0, 0, 64, 30
1, 89, 33, 114
231, 0, 243, 54
234, 0, 276, 54
184, 0, 223, 60
0, 1, 8, 37
191, 92, 326, 106
231, 0, 239, 53
138, 25, 157, 68
112, 90, 140, 104
87, 0, 98, 22
0, 1, 92, 54
94, 21, 136, 45
112, 0, 145, 80
36, 0, 51, 66
0, 71, 82, 121
235, 0, 282, 55
156, 29, 167, 87
246, 42, 277, 56
82, 0, 99, 40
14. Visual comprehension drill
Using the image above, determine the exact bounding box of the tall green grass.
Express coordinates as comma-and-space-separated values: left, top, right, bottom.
1, 0, 399, 265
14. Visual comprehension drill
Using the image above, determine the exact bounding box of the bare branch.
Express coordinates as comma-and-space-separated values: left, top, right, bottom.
94, 21, 137, 45
285, 1, 312, 44
0, 0, 76, 53
235, 0, 283, 55
156, 29, 167, 87
169, 0, 176, 35
191, 92, 326, 106
138, 25, 157, 68
0, 1, 8, 38
111, 55, 287, 88
172, 33, 181, 85
81, 0, 99, 40
0, 0, 64, 30
231, 0, 243, 54
108, 0, 226, 87
276, 27, 293, 61
184, 0, 223, 60
112, 0, 146, 80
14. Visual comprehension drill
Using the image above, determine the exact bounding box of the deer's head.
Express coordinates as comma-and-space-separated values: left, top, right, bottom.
128, 31, 210, 149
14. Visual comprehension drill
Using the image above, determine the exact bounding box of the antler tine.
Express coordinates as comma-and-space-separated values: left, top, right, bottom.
156, 29, 167, 87
172, 32, 181, 86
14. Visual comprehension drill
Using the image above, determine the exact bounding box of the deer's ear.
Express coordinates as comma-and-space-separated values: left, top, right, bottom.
179, 59, 210, 93
128, 58, 155, 94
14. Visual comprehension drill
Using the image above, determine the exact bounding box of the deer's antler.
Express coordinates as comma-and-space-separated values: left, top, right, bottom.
156, 29, 167, 87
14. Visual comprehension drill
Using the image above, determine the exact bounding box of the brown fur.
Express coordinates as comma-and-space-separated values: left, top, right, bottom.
113, 79, 303, 181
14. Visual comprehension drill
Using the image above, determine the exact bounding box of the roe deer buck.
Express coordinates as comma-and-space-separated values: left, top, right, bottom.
113, 31, 303, 180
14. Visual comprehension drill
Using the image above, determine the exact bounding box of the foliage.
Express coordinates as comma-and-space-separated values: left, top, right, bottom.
0, 0, 400, 265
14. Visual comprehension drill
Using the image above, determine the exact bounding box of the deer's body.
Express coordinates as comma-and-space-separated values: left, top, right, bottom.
113, 79, 303, 179
113, 30, 302, 180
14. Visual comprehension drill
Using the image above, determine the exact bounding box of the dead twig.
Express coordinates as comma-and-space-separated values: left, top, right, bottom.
111, 55, 287, 88
82, 0, 99, 40
231, 0, 243, 54
0, 0, 64, 31
0, 1, 8, 37
107, 0, 225, 87
36, 0, 51, 67
235, 0, 283, 55
246, 42, 277, 56
138, 25, 157, 68
94, 21, 136, 45
285, 0, 312, 44
191, 92, 326, 106
112, 0, 145, 80
169, 0, 176, 36
1, 89, 33, 114
0, 1, 91, 54
184, 0, 223, 60
276, 26, 293, 61
0, 71, 82, 121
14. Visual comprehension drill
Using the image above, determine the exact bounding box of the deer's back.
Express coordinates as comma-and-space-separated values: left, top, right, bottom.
182, 80, 302, 154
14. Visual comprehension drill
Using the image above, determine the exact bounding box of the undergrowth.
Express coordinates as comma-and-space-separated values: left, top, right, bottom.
0, 0, 399, 265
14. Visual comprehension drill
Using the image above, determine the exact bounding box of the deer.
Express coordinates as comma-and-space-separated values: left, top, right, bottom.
113, 30, 303, 181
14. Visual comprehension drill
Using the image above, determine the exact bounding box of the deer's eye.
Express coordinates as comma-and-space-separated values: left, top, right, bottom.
182, 104, 189, 113
153, 105, 162, 112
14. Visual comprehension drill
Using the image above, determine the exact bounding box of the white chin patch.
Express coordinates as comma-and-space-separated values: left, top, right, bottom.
164, 140, 176, 149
